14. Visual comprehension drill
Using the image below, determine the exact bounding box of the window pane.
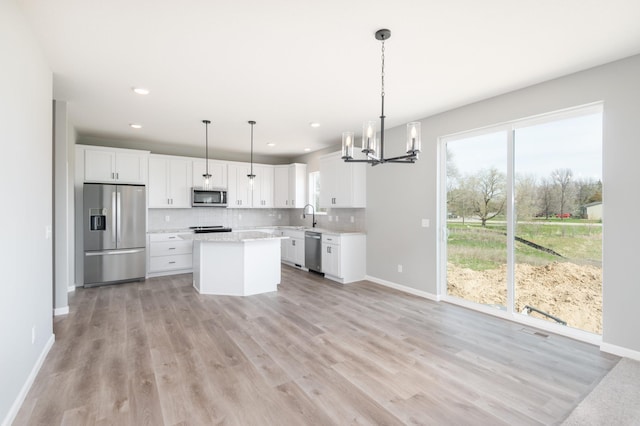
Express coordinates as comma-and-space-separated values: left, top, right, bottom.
514, 112, 602, 333
446, 131, 508, 308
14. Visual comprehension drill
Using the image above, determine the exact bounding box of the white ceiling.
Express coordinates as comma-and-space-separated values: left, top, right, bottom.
18, 0, 640, 160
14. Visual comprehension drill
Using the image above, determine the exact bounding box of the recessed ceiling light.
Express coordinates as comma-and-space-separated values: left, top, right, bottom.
266, 143, 276, 147
129, 123, 142, 129
304, 148, 311, 152
309, 122, 320, 128
132, 87, 149, 95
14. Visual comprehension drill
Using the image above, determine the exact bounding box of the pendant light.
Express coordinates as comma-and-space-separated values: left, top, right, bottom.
341, 29, 421, 165
202, 119, 212, 189
247, 120, 256, 185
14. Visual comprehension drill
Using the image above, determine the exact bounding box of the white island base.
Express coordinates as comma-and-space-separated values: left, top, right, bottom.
187, 232, 285, 296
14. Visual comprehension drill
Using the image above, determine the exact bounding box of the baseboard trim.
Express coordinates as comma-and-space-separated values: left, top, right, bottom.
601, 342, 640, 361
67, 285, 75, 293
364, 275, 441, 301
54, 306, 69, 316
2, 333, 55, 426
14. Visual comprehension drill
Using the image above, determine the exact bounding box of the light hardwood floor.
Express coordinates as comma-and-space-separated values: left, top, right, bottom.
14, 266, 618, 425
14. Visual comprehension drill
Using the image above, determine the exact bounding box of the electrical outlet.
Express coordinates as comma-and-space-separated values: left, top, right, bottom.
350, 216, 355, 223
328, 216, 333, 222
165, 215, 170, 222
335, 216, 339, 222
238, 214, 242, 220
278, 214, 282, 219
398, 264, 403, 273
422, 219, 430, 228
45, 226, 52, 240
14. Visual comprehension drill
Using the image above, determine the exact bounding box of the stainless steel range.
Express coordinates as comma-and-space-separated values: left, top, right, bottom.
190, 226, 233, 234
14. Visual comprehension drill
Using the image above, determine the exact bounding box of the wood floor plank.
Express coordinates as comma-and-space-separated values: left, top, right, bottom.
13, 267, 619, 425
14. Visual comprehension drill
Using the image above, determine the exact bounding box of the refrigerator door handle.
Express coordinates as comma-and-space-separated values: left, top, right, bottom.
116, 191, 122, 245
111, 191, 117, 244
85, 248, 145, 256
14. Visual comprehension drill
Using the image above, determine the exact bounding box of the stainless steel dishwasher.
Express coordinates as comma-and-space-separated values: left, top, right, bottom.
304, 231, 322, 272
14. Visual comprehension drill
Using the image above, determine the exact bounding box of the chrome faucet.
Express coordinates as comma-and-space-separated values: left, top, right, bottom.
302, 204, 317, 228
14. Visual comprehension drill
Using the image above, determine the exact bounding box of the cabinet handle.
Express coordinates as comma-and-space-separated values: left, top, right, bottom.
168, 247, 176, 250
111, 172, 115, 179
168, 236, 176, 239
327, 246, 331, 254
116, 172, 119, 180
169, 261, 176, 264
292, 240, 295, 246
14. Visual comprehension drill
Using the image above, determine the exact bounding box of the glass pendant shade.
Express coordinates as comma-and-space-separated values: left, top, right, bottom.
406, 122, 421, 154
342, 131, 355, 159
362, 121, 377, 155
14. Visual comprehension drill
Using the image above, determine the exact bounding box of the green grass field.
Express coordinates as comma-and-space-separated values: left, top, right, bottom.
447, 221, 602, 270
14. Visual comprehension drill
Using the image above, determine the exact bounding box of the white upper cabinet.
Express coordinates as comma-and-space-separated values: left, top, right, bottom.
148, 155, 193, 208
251, 164, 274, 208
274, 163, 307, 208
319, 152, 366, 208
81, 145, 149, 184
274, 166, 289, 208
227, 163, 252, 208
192, 159, 228, 189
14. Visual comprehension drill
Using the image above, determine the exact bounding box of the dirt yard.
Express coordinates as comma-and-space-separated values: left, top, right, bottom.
447, 261, 602, 334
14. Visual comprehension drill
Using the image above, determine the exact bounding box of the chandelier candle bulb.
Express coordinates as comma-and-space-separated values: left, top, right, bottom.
362, 121, 377, 155
406, 122, 421, 154
342, 132, 355, 159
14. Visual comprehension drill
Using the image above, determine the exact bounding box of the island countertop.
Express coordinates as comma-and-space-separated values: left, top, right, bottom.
180, 231, 289, 243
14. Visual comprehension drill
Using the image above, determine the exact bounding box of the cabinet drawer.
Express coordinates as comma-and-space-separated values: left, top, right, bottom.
322, 234, 341, 245
150, 240, 193, 256
149, 232, 191, 242
149, 254, 193, 272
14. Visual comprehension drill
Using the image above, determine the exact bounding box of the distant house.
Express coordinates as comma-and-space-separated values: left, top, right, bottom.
584, 202, 603, 220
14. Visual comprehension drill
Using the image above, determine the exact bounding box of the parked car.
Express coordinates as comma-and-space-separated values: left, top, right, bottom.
555, 213, 571, 218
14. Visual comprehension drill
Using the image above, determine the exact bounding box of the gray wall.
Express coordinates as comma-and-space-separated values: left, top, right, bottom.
0, 1, 54, 423
365, 54, 640, 353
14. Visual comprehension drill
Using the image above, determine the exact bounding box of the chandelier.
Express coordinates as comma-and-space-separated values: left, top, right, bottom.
341, 29, 421, 165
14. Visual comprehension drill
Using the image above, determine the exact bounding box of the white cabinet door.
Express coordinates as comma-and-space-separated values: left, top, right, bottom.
321, 243, 340, 277
84, 149, 116, 182
292, 237, 305, 265
148, 155, 193, 208
115, 151, 146, 183
274, 166, 289, 208
289, 163, 307, 208
192, 159, 227, 189
228, 163, 252, 208
252, 165, 274, 208
319, 152, 366, 208
148, 157, 170, 207
168, 158, 193, 207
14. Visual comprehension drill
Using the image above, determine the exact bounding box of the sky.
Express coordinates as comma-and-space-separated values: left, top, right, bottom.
447, 112, 603, 182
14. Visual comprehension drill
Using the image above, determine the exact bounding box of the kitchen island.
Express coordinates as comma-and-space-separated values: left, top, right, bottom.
180, 231, 288, 296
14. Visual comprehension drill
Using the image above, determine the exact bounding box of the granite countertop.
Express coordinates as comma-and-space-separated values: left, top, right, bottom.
179, 231, 289, 243
148, 228, 193, 234
149, 226, 366, 236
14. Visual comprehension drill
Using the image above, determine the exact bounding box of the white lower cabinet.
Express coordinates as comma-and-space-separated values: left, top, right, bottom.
321, 233, 366, 283
279, 229, 305, 266
148, 232, 193, 276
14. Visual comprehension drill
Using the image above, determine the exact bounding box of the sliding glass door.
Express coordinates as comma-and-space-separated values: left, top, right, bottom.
443, 105, 603, 335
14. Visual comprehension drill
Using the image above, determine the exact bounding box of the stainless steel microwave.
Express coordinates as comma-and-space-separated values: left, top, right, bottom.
192, 188, 227, 207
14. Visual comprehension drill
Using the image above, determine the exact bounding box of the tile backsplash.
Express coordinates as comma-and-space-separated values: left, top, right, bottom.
148, 207, 366, 232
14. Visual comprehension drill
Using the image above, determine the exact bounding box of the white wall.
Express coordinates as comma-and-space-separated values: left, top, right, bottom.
366, 54, 640, 353
54, 100, 71, 312
0, 1, 54, 424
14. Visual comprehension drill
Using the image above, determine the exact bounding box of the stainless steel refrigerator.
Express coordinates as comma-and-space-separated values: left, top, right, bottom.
84, 183, 146, 287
